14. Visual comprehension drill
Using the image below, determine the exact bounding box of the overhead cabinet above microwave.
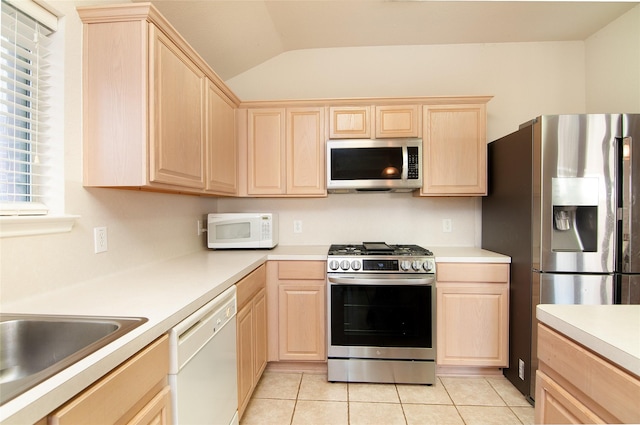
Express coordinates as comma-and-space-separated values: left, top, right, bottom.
329, 105, 421, 139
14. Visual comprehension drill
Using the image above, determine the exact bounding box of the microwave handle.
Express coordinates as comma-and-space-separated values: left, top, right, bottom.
402, 145, 408, 180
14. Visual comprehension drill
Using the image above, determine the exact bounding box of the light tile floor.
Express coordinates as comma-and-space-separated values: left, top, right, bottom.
241, 372, 535, 425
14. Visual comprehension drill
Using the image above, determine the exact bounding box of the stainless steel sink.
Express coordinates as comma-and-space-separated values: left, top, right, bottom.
0, 313, 147, 405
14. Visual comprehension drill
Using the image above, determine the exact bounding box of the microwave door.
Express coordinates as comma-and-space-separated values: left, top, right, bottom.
214, 219, 259, 245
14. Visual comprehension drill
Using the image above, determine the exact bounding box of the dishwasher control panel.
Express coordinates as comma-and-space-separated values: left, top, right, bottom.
168, 286, 237, 373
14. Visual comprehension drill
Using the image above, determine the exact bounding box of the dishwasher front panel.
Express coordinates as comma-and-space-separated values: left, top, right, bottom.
169, 286, 239, 425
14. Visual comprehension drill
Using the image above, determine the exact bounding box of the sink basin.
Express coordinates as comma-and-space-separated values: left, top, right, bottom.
0, 313, 147, 405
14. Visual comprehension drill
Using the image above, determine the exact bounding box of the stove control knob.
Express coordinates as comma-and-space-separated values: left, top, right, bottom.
423, 259, 435, 272
351, 260, 362, 271
412, 260, 423, 271
328, 260, 340, 271
400, 260, 411, 271
340, 260, 351, 271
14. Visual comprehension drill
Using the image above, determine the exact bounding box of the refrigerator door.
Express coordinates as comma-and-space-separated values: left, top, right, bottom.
620, 114, 640, 275
539, 273, 615, 304
538, 115, 618, 274
619, 274, 640, 304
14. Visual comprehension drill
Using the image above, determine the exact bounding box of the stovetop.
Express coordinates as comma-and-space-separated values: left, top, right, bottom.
327, 242, 435, 274
328, 242, 433, 257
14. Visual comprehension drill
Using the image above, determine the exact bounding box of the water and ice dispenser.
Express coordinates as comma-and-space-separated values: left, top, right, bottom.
551, 177, 599, 252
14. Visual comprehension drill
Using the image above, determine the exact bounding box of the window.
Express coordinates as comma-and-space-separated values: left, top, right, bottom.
0, 0, 54, 216
0, 0, 75, 237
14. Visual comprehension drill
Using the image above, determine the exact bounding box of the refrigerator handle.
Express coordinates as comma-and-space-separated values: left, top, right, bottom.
619, 136, 632, 273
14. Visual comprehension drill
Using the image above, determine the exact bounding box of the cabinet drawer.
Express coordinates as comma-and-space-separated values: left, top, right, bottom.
49, 336, 169, 425
538, 324, 640, 423
277, 261, 326, 280
437, 263, 508, 283
237, 264, 266, 309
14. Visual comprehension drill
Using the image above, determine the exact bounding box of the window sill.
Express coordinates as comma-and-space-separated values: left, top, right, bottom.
0, 215, 80, 238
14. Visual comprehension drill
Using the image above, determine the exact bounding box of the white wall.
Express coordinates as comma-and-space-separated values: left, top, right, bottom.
585, 5, 640, 113
227, 41, 587, 142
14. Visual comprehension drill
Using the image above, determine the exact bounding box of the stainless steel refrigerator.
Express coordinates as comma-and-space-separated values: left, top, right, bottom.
481, 114, 640, 403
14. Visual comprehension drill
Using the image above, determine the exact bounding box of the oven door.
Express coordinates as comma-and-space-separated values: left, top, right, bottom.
327, 274, 435, 360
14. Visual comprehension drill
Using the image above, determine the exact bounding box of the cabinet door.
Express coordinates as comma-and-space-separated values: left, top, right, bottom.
237, 303, 254, 418
247, 109, 286, 195
421, 104, 487, 196
206, 80, 237, 194
49, 336, 169, 425
278, 284, 326, 361
286, 107, 326, 195
329, 106, 371, 139
436, 284, 508, 366
375, 105, 420, 138
535, 371, 606, 424
127, 386, 172, 425
149, 26, 206, 189
253, 288, 268, 381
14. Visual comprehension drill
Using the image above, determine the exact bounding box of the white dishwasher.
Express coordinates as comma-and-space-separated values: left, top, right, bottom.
168, 286, 239, 425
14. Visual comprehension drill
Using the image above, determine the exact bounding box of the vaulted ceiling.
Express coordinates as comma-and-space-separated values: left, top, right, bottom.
144, 1, 638, 80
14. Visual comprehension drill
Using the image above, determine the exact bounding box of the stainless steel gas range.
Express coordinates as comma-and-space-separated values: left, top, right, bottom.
327, 242, 436, 385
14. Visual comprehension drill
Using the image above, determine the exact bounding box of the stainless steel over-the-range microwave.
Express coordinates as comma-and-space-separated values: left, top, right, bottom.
326, 138, 422, 193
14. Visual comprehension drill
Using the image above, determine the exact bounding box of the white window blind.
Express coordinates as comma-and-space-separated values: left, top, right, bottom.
0, 0, 54, 215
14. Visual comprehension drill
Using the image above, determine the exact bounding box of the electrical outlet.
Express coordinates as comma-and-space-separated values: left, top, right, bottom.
293, 220, 303, 233
197, 219, 204, 236
442, 219, 452, 233
518, 359, 525, 380
94, 227, 108, 253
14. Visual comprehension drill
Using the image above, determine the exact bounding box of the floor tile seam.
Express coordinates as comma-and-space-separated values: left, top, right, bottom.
288, 373, 304, 425
451, 402, 509, 407
399, 401, 455, 406
395, 384, 410, 425
485, 376, 531, 408
506, 404, 529, 425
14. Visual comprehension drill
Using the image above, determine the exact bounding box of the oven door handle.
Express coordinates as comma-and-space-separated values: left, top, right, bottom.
327, 276, 434, 286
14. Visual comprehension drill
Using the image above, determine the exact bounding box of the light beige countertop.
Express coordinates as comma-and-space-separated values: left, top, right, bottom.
431, 246, 511, 263
0, 244, 506, 424
537, 304, 640, 376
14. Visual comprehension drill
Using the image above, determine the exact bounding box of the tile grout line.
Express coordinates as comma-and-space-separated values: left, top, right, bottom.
485, 377, 529, 425
438, 377, 470, 425
289, 372, 304, 425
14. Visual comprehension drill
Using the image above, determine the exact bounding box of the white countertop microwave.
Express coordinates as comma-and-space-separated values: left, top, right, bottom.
207, 213, 278, 249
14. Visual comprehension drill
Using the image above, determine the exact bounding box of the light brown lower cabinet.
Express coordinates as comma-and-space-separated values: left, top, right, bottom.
535, 323, 640, 424
47, 335, 171, 425
436, 263, 509, 368
267, 261, 326, 362
236, 265, 267, 419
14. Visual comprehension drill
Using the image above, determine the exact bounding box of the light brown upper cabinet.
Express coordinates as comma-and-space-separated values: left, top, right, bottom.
375, 105, 421, 138
329, 106, 371, 139
246, 108, 286, 195
206, 81, 237, 194
150, 26, 206, 189
78, 4, 239, 196
419, 103, 488, 196
242, 107, 326, 197
286, 108, 326, 196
